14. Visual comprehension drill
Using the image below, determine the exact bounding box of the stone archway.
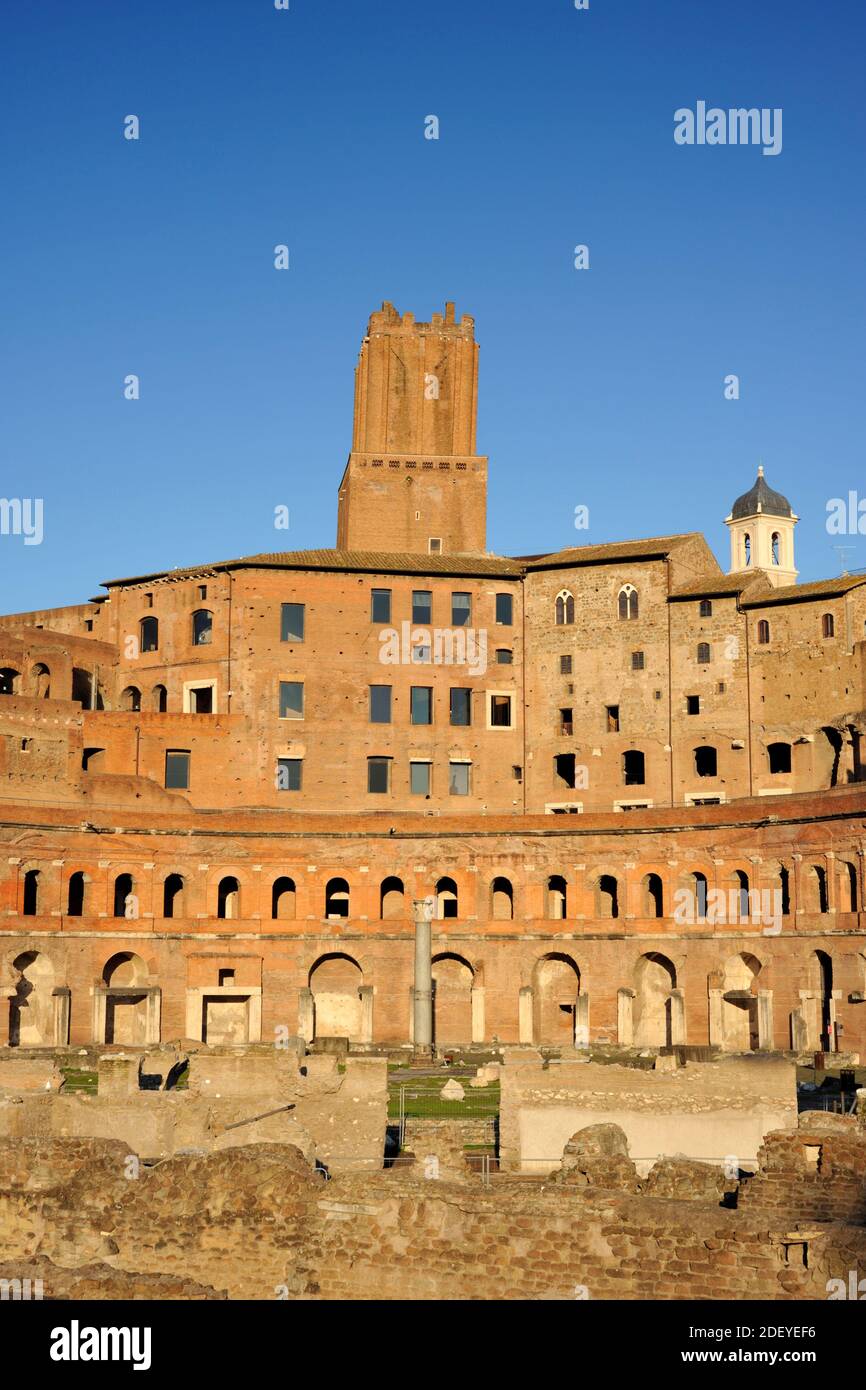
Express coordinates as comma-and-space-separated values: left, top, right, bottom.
431, 954, 473, 1044
102, 952, 151, 1045
309, 954, 364, 1041
633, 953, 677, 1047
719, 953, 761, 1051
532, 954, 581, 1045
8, 951, 56, 1046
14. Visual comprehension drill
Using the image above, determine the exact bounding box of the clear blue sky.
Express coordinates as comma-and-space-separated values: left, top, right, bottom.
3, 0, 865, 612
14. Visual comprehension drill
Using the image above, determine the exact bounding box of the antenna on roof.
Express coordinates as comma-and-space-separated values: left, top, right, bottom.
832, 544, 856, 576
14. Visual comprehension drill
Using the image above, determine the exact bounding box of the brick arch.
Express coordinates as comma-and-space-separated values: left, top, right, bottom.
431, 952, 474, 1044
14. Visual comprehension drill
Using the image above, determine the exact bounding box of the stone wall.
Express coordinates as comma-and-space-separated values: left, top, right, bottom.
499, 1056, 798, 1174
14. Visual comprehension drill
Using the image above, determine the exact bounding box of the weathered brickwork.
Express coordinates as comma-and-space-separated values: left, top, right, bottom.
1, 302, 865, 1053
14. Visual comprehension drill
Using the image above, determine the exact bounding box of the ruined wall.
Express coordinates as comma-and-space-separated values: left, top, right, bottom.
2, 1136, 865, 1301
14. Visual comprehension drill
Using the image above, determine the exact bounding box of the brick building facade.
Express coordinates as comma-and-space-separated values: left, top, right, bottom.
2, 302, 865, 1054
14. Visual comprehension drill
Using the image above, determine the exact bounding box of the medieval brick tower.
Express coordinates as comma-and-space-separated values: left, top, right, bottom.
336, 301, 488, 554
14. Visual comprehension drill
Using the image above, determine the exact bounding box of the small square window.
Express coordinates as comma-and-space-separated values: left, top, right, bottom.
281, 603, 305, 642
277, 757, 302, 791
371, 589, 392, 623
718, 681, 726, 694
144, 593, 153, 608
165, 750, 190, 790
279, 681, 304, 719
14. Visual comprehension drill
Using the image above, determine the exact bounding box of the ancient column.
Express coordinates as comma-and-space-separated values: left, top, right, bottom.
412, 895, 435, 1057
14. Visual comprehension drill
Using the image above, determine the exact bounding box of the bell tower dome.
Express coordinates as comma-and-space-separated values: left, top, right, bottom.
725, 465, 798, 588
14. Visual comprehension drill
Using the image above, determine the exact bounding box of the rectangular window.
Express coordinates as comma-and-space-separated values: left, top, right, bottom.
368, 757, 390, 794
555, 754, 576, 788
495, 593, 513, 626
489, 693, 513, 728
428, 538, 442, 555
560, 707, 573, 735
450, 688, 471, 726
412, 590, 432, 624
371, 588, 392, 623
277, 757, 302, 791
687, 694, 700, 715
410, 761, 431, 795
631, 651, 644, 671
190, 685, 213, 714
560, 654, 572, 675
281, 603, 305, 642
165, 750, 190, 790
410, 686, 432, 725
198, 584, 207, 601
449, 762, 470, 796
279, 680, 304, 719
699, 599, 713, 617
369, 685, 392, 723
606, 704, 620, 732
452, 592, 471, 627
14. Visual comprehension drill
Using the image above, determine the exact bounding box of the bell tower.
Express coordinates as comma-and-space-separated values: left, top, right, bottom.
725, 465, 798, 588
336, 301, 488, 555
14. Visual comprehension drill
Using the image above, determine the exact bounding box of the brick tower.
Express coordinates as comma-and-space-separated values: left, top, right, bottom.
336, 301, 488, 554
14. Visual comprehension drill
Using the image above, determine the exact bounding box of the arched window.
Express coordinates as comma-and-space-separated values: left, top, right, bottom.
839, 861, 858, 914
809, 866, 829, 915
113, 873, 135, 918
734, 869, 750, 922
618, 585, 638, 620
272, 876, 296, 920
694, 746, 717, 778
555, 591, 574, 625
596, 874, 619, 919
22, 869, 40, 916
642, 873, 663, 918
67, 871, 86, 917
31, 663, 51, 698
757, 619, 770, 645
822, 613, 834, 638
547, 875, 567, 920
495, 648, 513, 665
691, 871, 708, 920
768, 742, 791, 774
436, 876, 458, 919
696, 642, 711, 665
217, 875, 240, 919
622, 749, 645, 785
152, 684, 168, 712
0, 667, 21, 695
490, 876, 513, 920
380, 876, 404, 919
771, 532, 780, 566
121, 685, 141, 712
192, 610, 213, 646
163, 873, 185, 918
744, 533, 751, 567
324, 877, 350, 918
139, 617, 159, 653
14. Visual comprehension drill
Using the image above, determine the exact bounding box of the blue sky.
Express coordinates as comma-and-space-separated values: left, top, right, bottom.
3, 0, 865, 611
